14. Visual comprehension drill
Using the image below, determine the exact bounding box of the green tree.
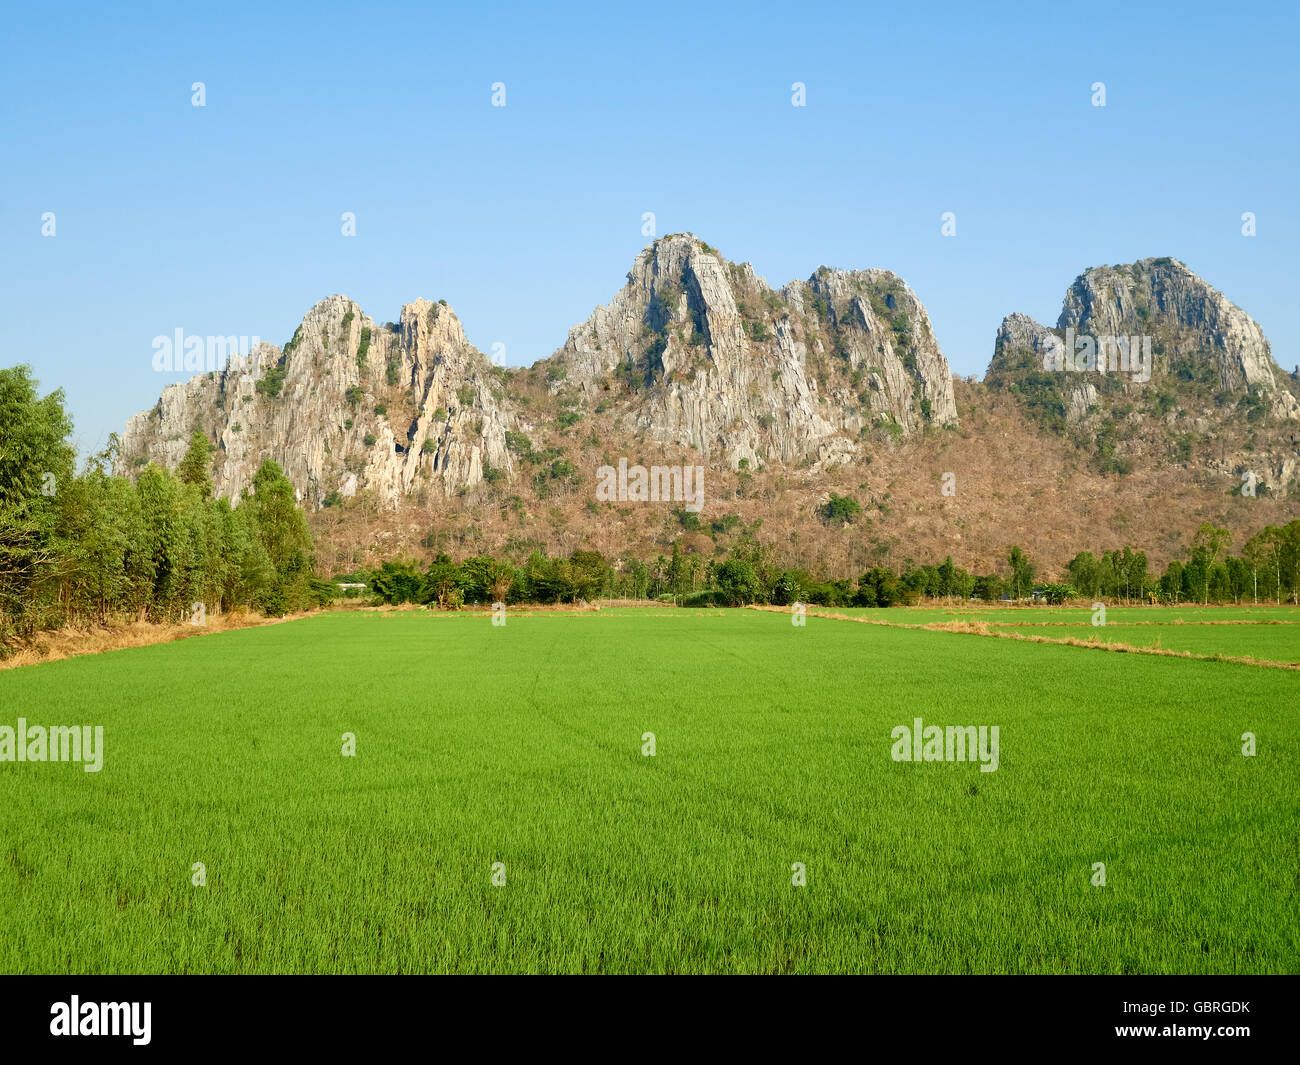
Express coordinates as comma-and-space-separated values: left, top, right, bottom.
1067, 551, 1100, 597
1279, 520, 1300, 605
1189, 523, 1231, 605
422, 554, 463, 609
370, 559, 424, 604
245, 460, 315, 613
1007, 545, 1035, 599
819, 493, 862, 524
570, 550, 611, 601
936, 556, 956, 597
714, 558, 760, 605
176, 429, 215, 497
1242, 527, 1280, 604
0, 366, 76, 636
856, 566, 901, 607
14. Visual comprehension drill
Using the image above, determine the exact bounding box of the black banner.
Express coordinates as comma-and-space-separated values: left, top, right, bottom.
0, 975, 1292, 1053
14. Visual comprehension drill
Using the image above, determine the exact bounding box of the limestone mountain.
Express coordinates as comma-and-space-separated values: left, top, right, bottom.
120, 293, 513, 506
544, 233, 957, 470
118, 233, 958, 501
115, 244, 1299, 577
987, 257, 1300, 490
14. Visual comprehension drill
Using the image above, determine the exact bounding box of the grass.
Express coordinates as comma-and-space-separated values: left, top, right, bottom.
1, 608, 1296, 974
981, 623, 1300, 660
827, 604, 1300, 661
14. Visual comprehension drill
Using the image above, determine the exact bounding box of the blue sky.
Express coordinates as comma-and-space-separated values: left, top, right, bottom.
4, 0, 1297, 455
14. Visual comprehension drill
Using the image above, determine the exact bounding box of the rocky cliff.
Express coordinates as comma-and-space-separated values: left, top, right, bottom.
547, 233, 957, 471
120, 294, 512, 505
990, 258, 1298, 418
119, 246, 1299, 522
118, 234, 959, 502
987, 257, 1300, 490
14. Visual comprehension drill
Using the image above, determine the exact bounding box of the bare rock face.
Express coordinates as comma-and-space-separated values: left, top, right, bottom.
993, 312, 1054, 361
989, 312, 1100, 425
550, 233, 958, 470
118, 294, 512, 505
986, 259, 1300, 493
991, 258, 1298, 421
119, 237, 959, 506
1060, 258, 1296, 416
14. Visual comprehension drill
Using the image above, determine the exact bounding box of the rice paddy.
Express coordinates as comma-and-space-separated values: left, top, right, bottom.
1, 606, 1295, 973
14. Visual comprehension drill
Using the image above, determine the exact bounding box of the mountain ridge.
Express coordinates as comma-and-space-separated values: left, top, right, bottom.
115, 237, 1300, 575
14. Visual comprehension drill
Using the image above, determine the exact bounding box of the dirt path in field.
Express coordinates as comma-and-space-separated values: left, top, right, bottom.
746, 605, 1300, 672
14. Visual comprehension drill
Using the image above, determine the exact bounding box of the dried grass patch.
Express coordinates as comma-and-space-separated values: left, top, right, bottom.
748, 604, 1300, 671
0, 610, 312, 671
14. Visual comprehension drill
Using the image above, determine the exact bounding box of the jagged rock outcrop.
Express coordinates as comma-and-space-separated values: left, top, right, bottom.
118, 294, 511, 505
990, 312, 1100, 422
1062, 259, 1295, 410
119, 234, 960, 503
991, 258, 1298, 419
987, 258, 1300, 492
550, 233, 957, 470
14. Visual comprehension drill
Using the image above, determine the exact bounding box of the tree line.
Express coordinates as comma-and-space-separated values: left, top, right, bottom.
360, 521, 1300, 610
1061, 522, 1300, 606
5, 364, 1297, 657
0, 366, 330, 652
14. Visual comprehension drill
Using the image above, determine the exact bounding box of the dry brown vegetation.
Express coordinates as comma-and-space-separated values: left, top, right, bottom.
304, 377, 1300, 583
747, 604, 1300, 672
0, 610, 314, 671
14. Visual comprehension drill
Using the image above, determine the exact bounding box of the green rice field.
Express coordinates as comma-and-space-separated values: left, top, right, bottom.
1, 606, 1296, 974
826, 604, 1300, 661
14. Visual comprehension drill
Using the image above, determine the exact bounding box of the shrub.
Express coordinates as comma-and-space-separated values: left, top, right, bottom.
505, 430, 535, 461
679, 589, 729, 608
710, 513, 742, 537
255, 365, 287, 398
819, 493, 862, 523
282, 325, 304, 357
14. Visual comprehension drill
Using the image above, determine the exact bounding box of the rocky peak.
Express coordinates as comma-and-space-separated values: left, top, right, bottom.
117, 293, 512, 507
1060, 258, 1291, 405
552, 234, 957, 470
987, 259, 1300, 492
990, 259, 1297, 421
